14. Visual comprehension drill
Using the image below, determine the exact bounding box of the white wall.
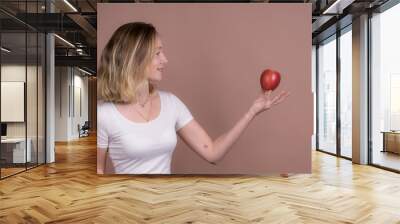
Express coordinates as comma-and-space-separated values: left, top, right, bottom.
1, 65, 27, 141
1, 82, 25, 122
1, 64, 46, 164
54, 67, 89, 141
1, 65, 40, 137
71, 73, 89, 138
55, 66, 69, 141
1, 66, 26, 129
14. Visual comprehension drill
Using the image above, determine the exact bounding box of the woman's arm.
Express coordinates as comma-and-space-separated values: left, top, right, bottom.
177, 90, 290, 163
97, 147, 108, 174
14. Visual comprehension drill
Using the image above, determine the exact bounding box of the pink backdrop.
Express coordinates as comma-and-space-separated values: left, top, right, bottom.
98, 3, 312, 174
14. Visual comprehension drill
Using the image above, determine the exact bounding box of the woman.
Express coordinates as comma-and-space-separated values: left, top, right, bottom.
97, 22, 290, 174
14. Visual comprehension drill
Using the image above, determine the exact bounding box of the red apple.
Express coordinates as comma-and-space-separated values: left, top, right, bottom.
260, 69, 281, 91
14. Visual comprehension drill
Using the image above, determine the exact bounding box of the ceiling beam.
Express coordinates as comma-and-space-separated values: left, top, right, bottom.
55, 55, 96, 71
67, 13, 97, 39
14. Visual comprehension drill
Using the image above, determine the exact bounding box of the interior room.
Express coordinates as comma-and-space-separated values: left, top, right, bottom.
0, 0, 399, 223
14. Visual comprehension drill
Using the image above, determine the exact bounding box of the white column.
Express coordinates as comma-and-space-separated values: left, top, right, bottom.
352, 14, 369, 164
46, 33, 55, 163
45, 1, 56, 163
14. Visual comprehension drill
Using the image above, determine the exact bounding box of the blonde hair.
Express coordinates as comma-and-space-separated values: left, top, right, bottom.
97, 22, 157, 103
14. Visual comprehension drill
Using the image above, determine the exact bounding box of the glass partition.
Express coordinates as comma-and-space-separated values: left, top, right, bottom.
38, 32, 45, 165
1, 31, 28, 177
0, 1, 46, 179
371, 3, 400, 171
27, 31, 38, 169
317, 35, 337, 155
339, 27, 352, 158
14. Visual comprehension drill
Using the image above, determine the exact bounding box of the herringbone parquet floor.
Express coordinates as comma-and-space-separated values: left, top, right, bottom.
1, 135, 400, 223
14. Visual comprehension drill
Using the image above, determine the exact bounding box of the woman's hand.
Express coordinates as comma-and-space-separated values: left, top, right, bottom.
248, 90, 290, 117
178, 89, 289, 164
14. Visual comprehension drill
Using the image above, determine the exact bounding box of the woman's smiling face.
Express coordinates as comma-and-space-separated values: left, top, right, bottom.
146, 36, 168, 82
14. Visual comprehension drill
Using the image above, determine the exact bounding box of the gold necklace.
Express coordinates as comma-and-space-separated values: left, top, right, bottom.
138, 98, 149, 107
133, 98, 152, 122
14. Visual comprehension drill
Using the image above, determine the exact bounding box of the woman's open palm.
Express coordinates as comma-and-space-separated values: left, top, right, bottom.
250, 90, 290, 116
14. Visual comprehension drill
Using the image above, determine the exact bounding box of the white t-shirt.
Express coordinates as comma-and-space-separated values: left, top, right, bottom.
97, 90, 193, 174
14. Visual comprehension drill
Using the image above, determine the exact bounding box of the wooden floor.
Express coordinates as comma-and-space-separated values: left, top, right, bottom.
0, 135, 400, 223
1, 163, 45, 178
373, 151, 400, 171
0, 167, 26, 178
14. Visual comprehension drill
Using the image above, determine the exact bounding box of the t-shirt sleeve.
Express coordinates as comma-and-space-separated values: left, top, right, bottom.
172, 94, 194, 131
97, 103, 109, 149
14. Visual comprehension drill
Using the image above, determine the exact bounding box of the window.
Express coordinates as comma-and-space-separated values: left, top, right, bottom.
371, 2, 400, 171
317, 35, 337, 154
340, 27, 352, 158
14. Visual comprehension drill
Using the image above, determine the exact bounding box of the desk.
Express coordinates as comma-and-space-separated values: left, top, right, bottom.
381, 131, 400, 154
1, 138, 32, 163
